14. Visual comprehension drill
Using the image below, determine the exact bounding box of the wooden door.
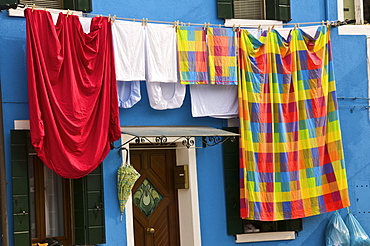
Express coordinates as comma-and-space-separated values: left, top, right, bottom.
131, 149, 180, 246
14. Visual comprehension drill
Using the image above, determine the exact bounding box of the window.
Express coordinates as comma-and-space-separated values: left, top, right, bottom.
342, 0, 370, 24
0, 0, 92, 12
11, 130, 105, 246
217, 0, 291, 22
222, 127, 302, 243
29, 156, 72, 245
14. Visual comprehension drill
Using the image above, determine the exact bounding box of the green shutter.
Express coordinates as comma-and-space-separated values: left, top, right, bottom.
63, 0, 92, 12
74, 164, 106, 245
222, 127, 302, 235
266, 0, 291, 22
217, 0, 234, 19
11, 130, 31, 246
0, 0, 18, 5
277, 219, 302, 231
223, 127, 243, 235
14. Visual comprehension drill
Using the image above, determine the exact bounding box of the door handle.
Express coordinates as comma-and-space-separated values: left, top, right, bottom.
146, 227, 155, 234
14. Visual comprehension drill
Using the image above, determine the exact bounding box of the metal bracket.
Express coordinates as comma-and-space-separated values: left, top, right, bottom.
112, 135, 237, 154
200, 136, 236, 148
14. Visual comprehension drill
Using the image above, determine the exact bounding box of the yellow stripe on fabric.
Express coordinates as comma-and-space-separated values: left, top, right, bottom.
239, 26, 349, 221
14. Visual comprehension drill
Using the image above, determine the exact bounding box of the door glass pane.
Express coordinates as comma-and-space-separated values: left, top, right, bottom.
44, 165, 65, 237
29, 157, 36, 238
133, 179, 162, 217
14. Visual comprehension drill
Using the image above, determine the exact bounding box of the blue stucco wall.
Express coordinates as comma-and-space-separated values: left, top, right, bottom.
1, 0, 370, 245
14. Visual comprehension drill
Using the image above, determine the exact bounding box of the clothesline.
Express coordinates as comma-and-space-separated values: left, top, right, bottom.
83, 12, 340, 28
24, 4, 341, 29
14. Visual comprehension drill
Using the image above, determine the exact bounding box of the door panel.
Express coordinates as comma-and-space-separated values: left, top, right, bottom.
131, 149, 180, 246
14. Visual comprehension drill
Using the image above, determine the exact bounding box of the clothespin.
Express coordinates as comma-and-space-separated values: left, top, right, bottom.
31, 4, 35, 12
232, 24, 235, 32
203, 22, 207, 30
293, 24, 296, 30
146, 18, 148, 26
44, 7, 46, 11
322, 20, 325, 26
113, 15, 116, 23
297, 23, 300, 28
208, 23, 211, 29
238, 24, 241, 31
142, 18, 145, 26
71, 11, 74, 16
258, 25, 261, 31
66, 9, 70, 17
272, 25, 275, 30
108, 14, 111, 22
268, 26, 271, 32
133, 18, 136, 22
188, 22, 191, 26
173, 21, 177, 28
218, 24, 221, 28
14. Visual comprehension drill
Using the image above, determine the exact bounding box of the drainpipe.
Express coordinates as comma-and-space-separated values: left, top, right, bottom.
325, 0, 330, 22
0, 82, 9, 246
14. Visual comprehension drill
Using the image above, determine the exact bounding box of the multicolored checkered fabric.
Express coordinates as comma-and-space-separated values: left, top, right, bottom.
238, 26, 350, 221
207, 27, 237, 85
177, 26, 208, 84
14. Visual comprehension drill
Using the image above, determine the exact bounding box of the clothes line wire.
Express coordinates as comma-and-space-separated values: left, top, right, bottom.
83, 12, 343, 28
23, 4, 345, 28
338, 97, 370, 100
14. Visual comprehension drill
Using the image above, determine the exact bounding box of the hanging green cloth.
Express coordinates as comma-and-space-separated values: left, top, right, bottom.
117, 148, 140, 221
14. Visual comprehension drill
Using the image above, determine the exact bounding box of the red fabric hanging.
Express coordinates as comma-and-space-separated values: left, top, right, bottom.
25, 9, 121, 179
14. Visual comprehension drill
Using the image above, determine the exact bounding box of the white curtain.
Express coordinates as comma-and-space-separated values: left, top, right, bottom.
44, 166, 65, 237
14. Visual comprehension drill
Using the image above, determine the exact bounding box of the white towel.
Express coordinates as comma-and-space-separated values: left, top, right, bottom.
190, 85, 238, 118
146, 81, 186, 110
145, 23, 177, 83
112, 20, 146, 81
117, 81, 141, 109
78, 17, 92, 34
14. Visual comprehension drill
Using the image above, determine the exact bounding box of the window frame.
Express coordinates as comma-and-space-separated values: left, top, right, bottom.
338, 0, 370, 25
216, 0, 291, 22
29, 155, 72, 246
11, 130, 106, 246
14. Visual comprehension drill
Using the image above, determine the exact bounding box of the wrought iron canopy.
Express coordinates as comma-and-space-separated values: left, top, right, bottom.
116, 125, 239, 150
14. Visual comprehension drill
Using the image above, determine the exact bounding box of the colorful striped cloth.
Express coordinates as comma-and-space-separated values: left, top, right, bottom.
207, 27, 237, 85
177, 26, 208, 84
238, 26, 350, 221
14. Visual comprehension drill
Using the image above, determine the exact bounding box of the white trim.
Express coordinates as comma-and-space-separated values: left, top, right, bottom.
14, 120, 30, 130
355, 0, 364, 24
121, 135, 136, 246
235, 231, 296, 243
338, 25, 370, 35
338, 0, 345, 21
121, 135, 202, 246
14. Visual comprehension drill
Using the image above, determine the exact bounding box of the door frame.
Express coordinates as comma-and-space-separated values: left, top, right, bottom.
121, 134, 202, 246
